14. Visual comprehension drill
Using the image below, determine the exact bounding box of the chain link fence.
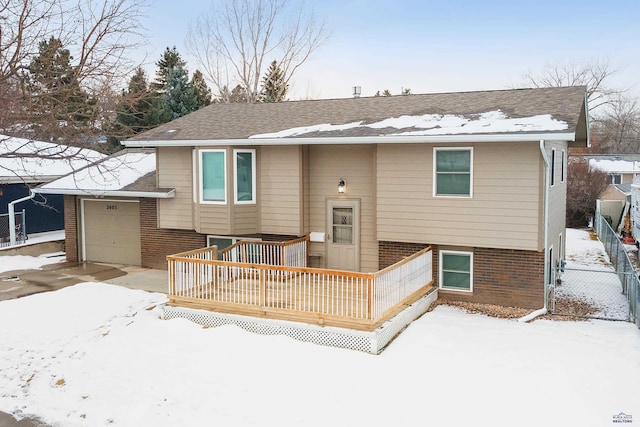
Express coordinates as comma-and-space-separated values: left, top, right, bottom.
592, 213, 639, 326
552, 266, 632, 321
0, 210, 26, 248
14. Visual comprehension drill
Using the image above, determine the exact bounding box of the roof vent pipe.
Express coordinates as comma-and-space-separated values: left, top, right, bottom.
353, 86, 361, 98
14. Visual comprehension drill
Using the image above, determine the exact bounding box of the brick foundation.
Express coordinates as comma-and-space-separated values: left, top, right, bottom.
63, 196, 78, 263
379, 241, 431, 269
139, 199, 206, 269
379, 241, 545, 309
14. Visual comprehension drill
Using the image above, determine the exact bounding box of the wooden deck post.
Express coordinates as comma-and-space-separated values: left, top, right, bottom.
367, 278, 374, 320
259, 268, 266, 308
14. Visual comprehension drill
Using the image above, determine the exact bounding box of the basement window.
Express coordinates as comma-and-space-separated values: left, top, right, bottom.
439, 250, 473, 292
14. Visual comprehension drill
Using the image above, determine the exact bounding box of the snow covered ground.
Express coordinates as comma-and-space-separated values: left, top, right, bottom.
557, 229, 631, 319
0, 229, 639, 427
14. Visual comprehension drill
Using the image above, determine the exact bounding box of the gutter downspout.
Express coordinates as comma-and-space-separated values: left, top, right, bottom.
519, 140, 550, 322
8, 191, 35, 246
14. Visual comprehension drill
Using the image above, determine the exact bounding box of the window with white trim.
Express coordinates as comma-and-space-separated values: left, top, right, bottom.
207, 235, 261, 260
433, 148, 473, 197
200, 149, 226, 203
550, 148, 556, 186
234, 149, 256, 204
439, 250, 473, 292
561, 149, 566, 183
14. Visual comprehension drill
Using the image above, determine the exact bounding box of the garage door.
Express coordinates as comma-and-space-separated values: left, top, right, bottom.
82, 199, 141, 266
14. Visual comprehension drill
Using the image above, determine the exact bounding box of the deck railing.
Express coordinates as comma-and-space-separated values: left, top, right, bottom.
167, 242, 433, 329
219, 236, 308, 267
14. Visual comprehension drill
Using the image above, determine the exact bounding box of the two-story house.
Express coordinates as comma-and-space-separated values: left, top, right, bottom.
36, 86, 588, 311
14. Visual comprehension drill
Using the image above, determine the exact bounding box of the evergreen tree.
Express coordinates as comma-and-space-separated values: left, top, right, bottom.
259, 60, 288, 102
26, 36, 94, 141
220, 84, 249, 103
153, 46, 187, 91
382, 89, 392, 97
191, 69, 212, 108
161, 66, 197, 120
112, 67, 164, 137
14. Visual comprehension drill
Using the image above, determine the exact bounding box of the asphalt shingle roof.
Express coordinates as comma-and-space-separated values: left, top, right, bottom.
126, 86, 588, 144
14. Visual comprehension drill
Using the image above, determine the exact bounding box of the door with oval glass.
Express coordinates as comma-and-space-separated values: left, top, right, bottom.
326, 199, 360, 271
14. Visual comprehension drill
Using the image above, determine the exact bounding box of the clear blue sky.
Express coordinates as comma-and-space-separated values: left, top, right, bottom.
139, 0, 640, 100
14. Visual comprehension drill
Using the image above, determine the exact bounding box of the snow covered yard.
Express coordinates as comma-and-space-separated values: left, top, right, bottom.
0, 230, 638, 427
555, 229, 631, 319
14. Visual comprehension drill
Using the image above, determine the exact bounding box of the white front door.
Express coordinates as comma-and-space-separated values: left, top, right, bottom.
326, 199, 360, 271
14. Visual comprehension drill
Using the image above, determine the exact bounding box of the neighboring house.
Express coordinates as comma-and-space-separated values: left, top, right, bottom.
630, 176, 640, 244
586, 154, 640, 201
583, 154, 640, 231
35, 86, 588, 310
0, 134, 104, 244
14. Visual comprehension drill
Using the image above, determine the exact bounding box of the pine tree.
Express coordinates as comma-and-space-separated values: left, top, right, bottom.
191, 69, 212, 108
26, 36, 93, 141
259, 60, 288, 102
220, 84, 249, 103
161, 66, 197, 120
153, 46, 187, 91
112, 67, 164, 139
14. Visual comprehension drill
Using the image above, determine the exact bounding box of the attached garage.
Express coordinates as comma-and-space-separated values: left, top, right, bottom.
81, 199, 141, 265
31, 150, 176, 268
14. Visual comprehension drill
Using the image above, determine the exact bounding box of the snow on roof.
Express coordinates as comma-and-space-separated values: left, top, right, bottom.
0, 134, 105, 182
38, 150, 156, 196
589, 158, 640, 174
249, 110, 568, 139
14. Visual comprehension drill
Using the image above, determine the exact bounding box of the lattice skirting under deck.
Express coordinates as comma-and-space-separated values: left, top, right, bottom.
162, 289, 438, 354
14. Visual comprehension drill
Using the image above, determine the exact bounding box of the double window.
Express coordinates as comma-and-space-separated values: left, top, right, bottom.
439, 250, 473, 292
199, 149, 256, 204
434, 148, 473, 197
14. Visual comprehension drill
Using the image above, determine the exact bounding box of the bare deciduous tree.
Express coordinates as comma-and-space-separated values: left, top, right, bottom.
566, 158, 609, 227
590, 94, 640, 153
0, 0, 149, 145
521, 59, 623, 114
186, 0, 329, 103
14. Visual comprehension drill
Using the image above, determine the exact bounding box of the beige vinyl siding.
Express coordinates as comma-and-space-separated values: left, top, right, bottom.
195, 147, 231, 234
233, 204, 258, 234
197, 205, 230, 234
308, 145, 377, 272
303, 145, 310, 234
259, 145, 303, 235
157, 146, 194, 230
377, 142, 542, 251
547, 141, 569, 260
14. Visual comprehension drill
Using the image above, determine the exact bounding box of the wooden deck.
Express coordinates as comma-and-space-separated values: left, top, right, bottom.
168, 242, 434, 331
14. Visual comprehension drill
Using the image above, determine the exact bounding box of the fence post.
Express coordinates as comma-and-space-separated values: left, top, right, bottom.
259, 267, 266, 308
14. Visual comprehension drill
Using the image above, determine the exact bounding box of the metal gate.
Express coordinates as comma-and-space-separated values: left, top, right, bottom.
551, 266, 635, 321
0, 210, 26, 248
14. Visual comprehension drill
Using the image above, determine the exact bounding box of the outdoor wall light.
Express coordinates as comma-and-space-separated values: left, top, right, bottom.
338, 178, 346, 194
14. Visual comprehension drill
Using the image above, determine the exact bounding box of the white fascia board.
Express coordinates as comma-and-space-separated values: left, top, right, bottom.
123, 132, 576, 148
32, 187, 175, 199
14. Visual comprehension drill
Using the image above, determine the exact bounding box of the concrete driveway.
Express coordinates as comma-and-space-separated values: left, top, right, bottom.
0, 261, 167, 302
